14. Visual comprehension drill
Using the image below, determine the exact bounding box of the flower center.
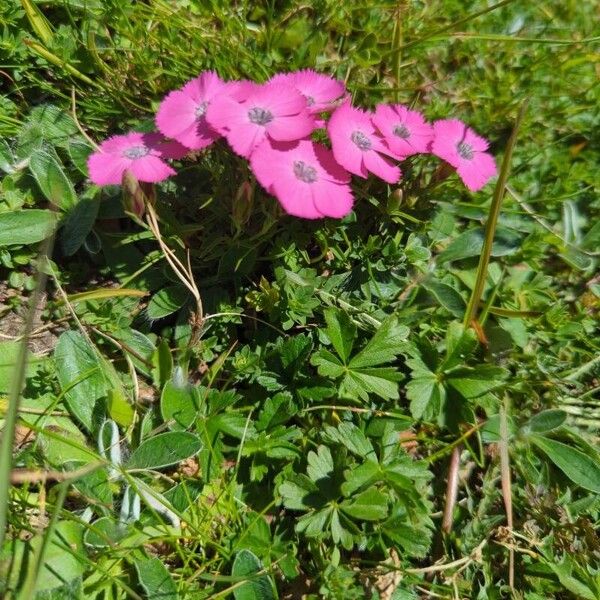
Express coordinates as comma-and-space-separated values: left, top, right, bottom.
293, 160, 318, 183
122, 145, 150, 159
351, 130, 372, 151
392, 124, 411, 139
457, 141, 474, 160
305, 95, 315, 106
248, 106, 274, 125
195, 101, 209, 118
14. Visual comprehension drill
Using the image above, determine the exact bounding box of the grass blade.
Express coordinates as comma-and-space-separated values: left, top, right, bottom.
0, 235, 54, 549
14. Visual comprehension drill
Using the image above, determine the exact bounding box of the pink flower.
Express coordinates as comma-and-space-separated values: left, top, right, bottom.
87, 132, 187, 186
250, 139, 353, 219
205, 82, 316, 158
269, 69, 346, 114
431, 119, 497, 191
327, 103, 401, 184
155, 72, 255, 151
372, 104, 433, 159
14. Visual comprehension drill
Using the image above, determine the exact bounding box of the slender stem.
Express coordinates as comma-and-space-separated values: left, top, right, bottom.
16, 482, 68, 600
499, 399, 514, 589
0, 235, 53, 550
442, 445, 461, 535
463, 99, 529, 329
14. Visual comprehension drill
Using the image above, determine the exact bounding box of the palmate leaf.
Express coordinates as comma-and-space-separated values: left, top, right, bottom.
311, 310, 407, 402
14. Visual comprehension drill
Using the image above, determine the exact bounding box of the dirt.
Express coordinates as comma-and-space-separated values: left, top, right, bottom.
0, 282, 62, 355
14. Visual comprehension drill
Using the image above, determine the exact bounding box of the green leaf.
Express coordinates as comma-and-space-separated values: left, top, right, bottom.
231, 549, 276, 600
60, 196, 100, 256
147, 285, 190, 320
2, 522, 86, 592
422, 280, 466, 318
29, 148, 77, 210
134, 557, 178, 600
323, 308, 356, 363
311, 348, 345, 378
341, 460, 381, 496
546, 555, 597, 600
108, 389, 135, 428
340, 487, 388, 521
83, 517, 127, 548
54, 331, 110, 432
256, 392, 295, 431
324, 422, 375, 459
160, 381, 198, 430
330, 509, 354, 549
0, 341, 44, 392
0, 209, 57, 247
406, 367, 445, 421
126, 432, 202, 471
0, 139, 14, 172
26, 105, 78, 148
349, 315, 408, 368
438, 226, 521, 262
342, 366, 403, 401
447, 365, 508, 399
440, 322, 477, 371
151, 339, 173, 389
279, 474, 319, 510
531, 435, 600, 493
307, 445, 334, 482
522, 409, 567, 434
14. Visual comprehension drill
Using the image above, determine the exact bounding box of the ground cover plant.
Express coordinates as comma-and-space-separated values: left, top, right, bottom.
0, 0, 599, 598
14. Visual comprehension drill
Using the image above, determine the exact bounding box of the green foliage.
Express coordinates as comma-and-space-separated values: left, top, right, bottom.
1, 0, 599, 598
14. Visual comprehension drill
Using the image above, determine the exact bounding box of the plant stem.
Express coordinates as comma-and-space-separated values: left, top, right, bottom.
463, 99, 529, 329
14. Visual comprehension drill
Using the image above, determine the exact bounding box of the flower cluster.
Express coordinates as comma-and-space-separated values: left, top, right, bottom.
87, 70, 497, 219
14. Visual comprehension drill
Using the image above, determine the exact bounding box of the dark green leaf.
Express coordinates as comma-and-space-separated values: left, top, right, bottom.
340, 487, 388, 521
29, 148, 77, 210
323, 308, 356, 363
522, 409, 567, 434
134, 557, 178, 600
54, 331, 110, 432
422, 280, 466, 318
147, 285, 190, 320
231, 549, 276, 600
160, 381, 198, 430
0, 209, 57, 247
438, 226, 521, 263
60, 196, 99, 256
531, 435, 600, 493
126, 432, 202, 471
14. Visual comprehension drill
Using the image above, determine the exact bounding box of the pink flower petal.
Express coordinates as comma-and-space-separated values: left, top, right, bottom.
272, 182, 322, 219
87, 152, 130, 185
129, 155, 176, 182
362, 150, 401, 184
155, 139, 189, 160
205, 95, 248, 134
313, 144, 351, 184
457, 152, 497, 191
266, 111, 316, 141
226, 123, 266, 158
100, 132, 145, 154
252, 82, 307, 116
312, 180, 354, 218
156, 90, 219, 150
373, 104, 433, 157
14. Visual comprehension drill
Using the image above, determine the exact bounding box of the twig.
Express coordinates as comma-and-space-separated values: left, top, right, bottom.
10, 462, 104, 485
406, 538, 488, 574
499, 399, 514, 589
441, 445, 461, 534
